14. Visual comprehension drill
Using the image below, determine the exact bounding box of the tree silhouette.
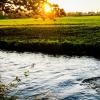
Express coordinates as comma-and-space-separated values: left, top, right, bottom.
0, 0, 47, 13
0, 0, 66, 19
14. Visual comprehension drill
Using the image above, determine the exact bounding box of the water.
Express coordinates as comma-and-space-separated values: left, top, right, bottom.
0, 50, 100, 100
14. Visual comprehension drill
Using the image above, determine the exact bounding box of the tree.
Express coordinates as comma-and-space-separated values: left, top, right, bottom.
52, 4, 66, 17
59, 8, 66, 17
0, 0, 47, 14
0, 0, 8, 13
0, 0, 65, 19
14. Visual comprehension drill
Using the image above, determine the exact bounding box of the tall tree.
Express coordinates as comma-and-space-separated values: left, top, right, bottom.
0, 0, 47, 14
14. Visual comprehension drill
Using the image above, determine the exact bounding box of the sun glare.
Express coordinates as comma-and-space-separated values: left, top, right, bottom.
44, 4, 52, 13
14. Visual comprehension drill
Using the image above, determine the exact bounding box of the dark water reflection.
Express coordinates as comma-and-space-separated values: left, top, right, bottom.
0, 50, 100, 100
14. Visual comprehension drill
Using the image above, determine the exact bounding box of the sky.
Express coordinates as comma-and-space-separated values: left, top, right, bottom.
49, 0, 100, 12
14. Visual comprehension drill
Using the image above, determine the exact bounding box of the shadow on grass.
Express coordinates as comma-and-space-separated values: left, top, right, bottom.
0, 40, 100, 58
0, 25, 100, 58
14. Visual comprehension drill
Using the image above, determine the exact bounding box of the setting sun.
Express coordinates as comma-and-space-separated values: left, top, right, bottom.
44, 4, 52, 13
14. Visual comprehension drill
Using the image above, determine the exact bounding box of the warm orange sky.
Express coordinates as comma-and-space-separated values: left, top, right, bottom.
49, 0, 100, 12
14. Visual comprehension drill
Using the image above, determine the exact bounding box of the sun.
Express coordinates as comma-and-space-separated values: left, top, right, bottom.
44, 4, 52, 13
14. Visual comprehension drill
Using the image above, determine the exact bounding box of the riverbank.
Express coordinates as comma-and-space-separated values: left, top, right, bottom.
0, 25, 100, 57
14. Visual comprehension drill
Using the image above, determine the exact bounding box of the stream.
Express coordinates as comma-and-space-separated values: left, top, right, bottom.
0, 50, 100, 100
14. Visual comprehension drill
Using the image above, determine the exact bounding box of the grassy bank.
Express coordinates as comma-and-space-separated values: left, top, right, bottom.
0, 16, 100, 57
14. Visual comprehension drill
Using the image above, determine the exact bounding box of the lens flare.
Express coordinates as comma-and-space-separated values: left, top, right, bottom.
44, 4, 52, 13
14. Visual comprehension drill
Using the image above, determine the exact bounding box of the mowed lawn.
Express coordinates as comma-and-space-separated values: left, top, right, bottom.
0, 16, 100, 27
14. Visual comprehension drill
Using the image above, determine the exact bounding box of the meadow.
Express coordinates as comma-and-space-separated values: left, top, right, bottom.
0, 16, 100, 26
0, 16, 100, 57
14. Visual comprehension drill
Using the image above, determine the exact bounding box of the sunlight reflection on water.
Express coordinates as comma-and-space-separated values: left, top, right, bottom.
0, 50, 100, 99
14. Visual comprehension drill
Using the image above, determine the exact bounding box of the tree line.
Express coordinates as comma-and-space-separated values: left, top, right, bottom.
0, 0, 100, 19
66, 11, 100, 16
0, 0, 66, 19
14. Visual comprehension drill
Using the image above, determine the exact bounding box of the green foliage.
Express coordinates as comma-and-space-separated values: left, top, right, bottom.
0, 16, 100, 26
0, 84, 7, 96
0, 16, 100, 57
0, 0, 66, 19
24, 70, 29, 77
0, 70, 31, 99
0, 0, 47, 14
15, 76, 21, 82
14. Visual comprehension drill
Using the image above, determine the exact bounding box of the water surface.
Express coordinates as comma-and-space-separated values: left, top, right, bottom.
0, 50, 100, 100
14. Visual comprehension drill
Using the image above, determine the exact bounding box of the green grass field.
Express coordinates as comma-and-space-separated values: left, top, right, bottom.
0, 16, 100, 27
0, 16, 100, 57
